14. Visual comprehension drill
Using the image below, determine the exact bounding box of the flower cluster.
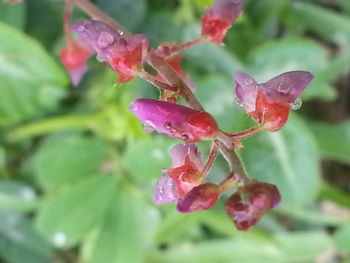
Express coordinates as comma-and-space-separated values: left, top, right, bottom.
59, 0, 314, 231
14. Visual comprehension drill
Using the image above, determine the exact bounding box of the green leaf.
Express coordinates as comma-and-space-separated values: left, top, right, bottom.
32, 134, 108, 188
85, 189, 160, 263
36, 174, 116, 248
123, 139, 175, 183
0, 145, 5, 171
0, 1, 26, 29
248, 38, 335, 101
0, 181, 37, 212
291, 2, 350, 45
335, 226, 350, 254
148, 231, 333, 263
308, 121, 350, 164
0, 22, 68, 125
0, 211, 53, 263
239, 114, 321, 208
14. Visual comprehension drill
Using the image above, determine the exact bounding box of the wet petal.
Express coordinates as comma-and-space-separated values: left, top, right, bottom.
261, 71, 314, 103
234, 71, 258, 112
153, 174, 179, 205
170, 144, 203, 170
67, 65, 88, 87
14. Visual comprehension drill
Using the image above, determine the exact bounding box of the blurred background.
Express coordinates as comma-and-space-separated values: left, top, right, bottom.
0, 0, 349, 262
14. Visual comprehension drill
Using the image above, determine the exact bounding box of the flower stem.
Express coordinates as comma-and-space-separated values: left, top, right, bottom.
63, 0, 74, 44
224, 124, 264, 139
158, 36, 206, 58
137, 71, 178, 91
219, 172, 238, 192
6, 114, 97, 142
201, 142, 218, 177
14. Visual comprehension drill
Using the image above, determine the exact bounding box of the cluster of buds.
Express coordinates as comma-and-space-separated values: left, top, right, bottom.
54, 0, 314, 231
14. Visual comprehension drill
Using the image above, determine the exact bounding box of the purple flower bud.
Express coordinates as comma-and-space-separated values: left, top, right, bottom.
153, 174, 179, 205
129, 99, 218, 142
202, 0, 243, 44
72, 20, 150, 83
177, 183, 220, 213
225, 182, 281, 231
234, 71, 313, 131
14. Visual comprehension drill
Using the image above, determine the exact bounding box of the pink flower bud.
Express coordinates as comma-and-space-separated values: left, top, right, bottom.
201, 0, 243, 44
177, 183, 220, 213
234, 71, 313, 131
59, 40, 92, 86
129, 99, 218, 142
72, 20, 150, 83
225, 182, 281, 231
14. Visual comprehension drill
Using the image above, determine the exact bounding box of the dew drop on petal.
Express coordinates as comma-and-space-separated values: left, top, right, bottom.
244, 78, 253, 85
233, 97, 243, 108
142, 123, 155, 133
291, 97, 302, 110
181, 134, 189, 140
98, 32, 114, 48
96, 54, 105, 63
52, 232, 67, 247
164, 121, 172, 129
277, 83, 290, 95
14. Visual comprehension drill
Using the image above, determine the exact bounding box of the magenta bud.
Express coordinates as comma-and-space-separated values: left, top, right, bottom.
153, 174, 179, 205
177, 183, 220, 213
129, 99, 218, 142
202, 0, 243, 44
225, 182, 281, 231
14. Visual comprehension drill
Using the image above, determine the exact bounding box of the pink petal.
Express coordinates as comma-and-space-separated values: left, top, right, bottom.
207, 0, 244, 25
261, 71, 314, 103
234, 71, 258, 112
68, 64, 88, 87
170, 144, 203, 170
153, 174, 179, 205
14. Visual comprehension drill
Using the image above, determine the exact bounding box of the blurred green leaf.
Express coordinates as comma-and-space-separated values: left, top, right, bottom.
0, 211, 53, 263
36, 174, 116, 248
291, 2, 350, 46
123, 139, 174, 183
308, 121, 350, 165
32, 134, 109, 188
0, 145, 5, 171
335, 226, 350, 254
248, 38, 336, 101
86, 189, 159, 263
0, 22, 68, 125
148, 231, 333, 263
239, 114, 320, 208
96, 0, 147, 31
0, 181, 37, 212
0, 1, 26, 29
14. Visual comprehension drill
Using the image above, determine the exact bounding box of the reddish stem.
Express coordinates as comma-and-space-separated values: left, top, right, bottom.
63, 0, 74, 44
201, 142, 218, 177
162, 36, 206, 58
137, 71, 178, 92
224, 124, 264, 139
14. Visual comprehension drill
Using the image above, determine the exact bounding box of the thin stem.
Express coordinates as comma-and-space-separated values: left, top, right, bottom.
224, 124, 264, 139
219, 172, 238, 192
137, 71, 178, 91
215, 140, 250, 185
7, 114, 96, 142
201, 142, 218, 177
63, 0, 74, 44
158, 36, 206, 58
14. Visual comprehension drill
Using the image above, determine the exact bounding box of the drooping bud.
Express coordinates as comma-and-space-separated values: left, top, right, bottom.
59, 40, 92, 86
177, 183, 220, 213
234, 71, 313, 132
72, 20, 150, 83
225, 182, 281, 231
129, 99, 218, 142
201, 0, 243, 44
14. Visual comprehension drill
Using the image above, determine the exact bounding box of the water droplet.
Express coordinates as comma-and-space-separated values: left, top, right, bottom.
52, 232, 67, 247
291, 97, 302, 110
164, 122, 172, 129
244, 78, 253, 85
142, 123, 155, 133
234, 97, 243, 108
95, 54, 104, 63
277, 84, 289, 95
119, 31, 124, 36
98, 32, 114, 48
181, 134, 189, 140
77, 24, 86, 32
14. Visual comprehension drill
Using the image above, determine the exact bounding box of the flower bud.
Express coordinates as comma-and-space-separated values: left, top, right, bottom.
59, 40, 92, 86
234, 71, 313, 131
201, 0, 243, 44
129, 99, 218, 142
72, 20, 150, 83
177, 183, 220, 213
225, 182, 281, 231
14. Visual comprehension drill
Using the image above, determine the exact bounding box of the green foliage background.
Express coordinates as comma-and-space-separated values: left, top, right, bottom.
0, 0, 350, 262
